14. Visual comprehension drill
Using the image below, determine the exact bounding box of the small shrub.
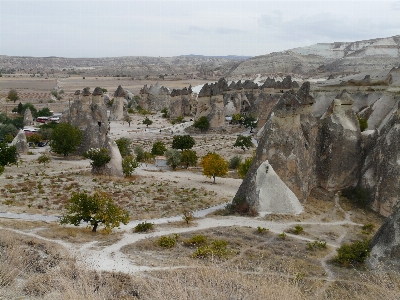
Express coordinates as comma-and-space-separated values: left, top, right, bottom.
157, 235, 177, 248
0, 165, 4, 175
278, 232, 287, 240
182, 210, 194, 224
83, 148, 111, 168
228, 155, 242, 169
134, 221, 154, 233
183, 235, 207, 247
334, 239, 371, 267
122, 155, 139, 177
290, 225, 304, 235
256, 226, 268, 234
361, 223, 375, 235
307, 240, 327, 250
37, 153, 51, 166
192, 239, 229, 258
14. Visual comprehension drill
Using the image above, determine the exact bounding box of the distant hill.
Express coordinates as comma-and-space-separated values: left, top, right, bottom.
229, 35, 400, 77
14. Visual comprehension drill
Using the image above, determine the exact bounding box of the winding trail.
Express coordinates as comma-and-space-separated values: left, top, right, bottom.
1, 193, 361, 285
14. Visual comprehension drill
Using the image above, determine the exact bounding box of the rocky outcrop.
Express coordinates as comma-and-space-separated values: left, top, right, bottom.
367, 203, 400, 270
360, 103, 400, 217
261, 75, 299, 89
11, 130, 28, 154
246, 160, 303, 214
109, 85, 125, 121
23, 108, 33, 126
338, 74, 393, 87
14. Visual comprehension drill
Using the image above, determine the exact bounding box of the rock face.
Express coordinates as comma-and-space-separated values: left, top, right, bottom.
367, 203, 400, 270
11, 130, 28, 154
61, 88, 123, 177
23, 108, 33, 126
360, 103, 400, 216
109, 85, 125, 121
235, 81, 400, 216
248, 160, 303, 214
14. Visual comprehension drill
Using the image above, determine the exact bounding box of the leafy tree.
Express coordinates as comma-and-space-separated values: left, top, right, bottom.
142, 117, 153, 127
237, 156, 254, 179
0, 113, 8, 124
334, 239, 371, 266
36, 107, 52, 117
10, 117, 24, 129
151, 141, 167, 156
233, 135, 254, 152
7, 89, 19, 103
50, 123, 83, 157
124, 116, 132, 127
59, 191, 130, 233
17, 102, 24, 114
201, 152, 228, 183
122, 155, 139, 177
27, 133, 43, 145
165, 149, 181, 170
134, 145, 145, 162
3, 134, 14, 143
172, 135, 195, 151
193, 116, 210, 132
0, 142, 18, 166
83, 148, 111, 174
181, 149, 198, 168
115, 137, 131, 157
101, 88, 108, 93
22, 103, 37, 117
243, 115, 258, 133
0, 124, 18, 140
232, 113, 243, 125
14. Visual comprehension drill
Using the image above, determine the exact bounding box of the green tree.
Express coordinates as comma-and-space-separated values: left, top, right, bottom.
151, 141, 167, 156
83, 148, 111, 174
22, 103, 37, 117
201, 152, 228, 183
10, 117, 24, 129
193, 116, 210, 132
27, 133, 43, 145
124, 116, 132, 127
36, 107, 52, 117
3, 133, 14, 143
172, 135, 195, 151
229, 155, 242, 169
0, 142, 18, 166
115, 137, 132, 157
17, 102, 23, 114
50, 123, 83, 157
232, 113, 243, 125
237, 156, 254, 179
7, 89, 19, 103
0, 124, 18, 140
165, 149, 181, 170
122, 155, 140, 177
181, 149, 198, 169
243, 115, 258, 133
134, 145, 145, 162
59, 191, 130, 233
233, 135, 254, 152
335, 239, 371, 266
142, 117, 153, 127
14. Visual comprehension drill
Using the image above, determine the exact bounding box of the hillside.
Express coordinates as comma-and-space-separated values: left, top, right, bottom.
230, 35, 400, 77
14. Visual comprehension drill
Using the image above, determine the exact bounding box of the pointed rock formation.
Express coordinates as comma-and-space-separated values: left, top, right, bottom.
23, 107, 33, 126
11, 130, 29, 155
110, 85, 125, 121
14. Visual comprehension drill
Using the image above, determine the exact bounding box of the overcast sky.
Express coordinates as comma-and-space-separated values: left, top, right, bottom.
1, 0, 399, 58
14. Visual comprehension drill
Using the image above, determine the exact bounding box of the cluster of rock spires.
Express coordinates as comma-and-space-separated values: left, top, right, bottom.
61, 86, 124, 177
235, 82, 400, 220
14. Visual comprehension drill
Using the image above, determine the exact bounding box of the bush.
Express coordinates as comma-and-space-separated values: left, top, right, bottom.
83, 148, 111, 168
0, 142, 18, 166
334, 239, 371, 267
182, 210, 194, 224
134, 145, 145, 162
357, 115, 368, 132
278, 232, 287, 240
361, 223, 375, 235
115, 137, 132, 157
289, 225, 304, 235
342, 187, 370, 206
134, 221, 154, 233
37, 153, 51, 166
0, 165, 4, 175
122, 155, 139, 177
192, 239, 229, 258
157, 235, 177, 248
237, 156, 254, 179
183, 235, 207, 247
256, 226, 268, 234
228, 156, 242, 169
307, 240, 327, 250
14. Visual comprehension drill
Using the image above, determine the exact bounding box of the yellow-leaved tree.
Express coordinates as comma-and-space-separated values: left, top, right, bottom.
201, 152, 228, 184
